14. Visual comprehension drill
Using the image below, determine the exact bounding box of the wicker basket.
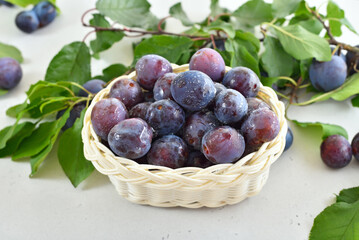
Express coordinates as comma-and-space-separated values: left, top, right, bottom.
82, 64, 287, 208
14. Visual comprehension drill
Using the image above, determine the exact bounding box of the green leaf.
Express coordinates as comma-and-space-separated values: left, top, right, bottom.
45, 42, 91, 89
339, 18, 357, 34
337, 187, 359, 204
225, 31, 260, 75
96, 0, 159, 30
260, 76, 279, 87
217, 50, 232, 67
300, 58, 312, 81
58, 108, 94, 187
261, 36, 295, 77
6, 81, 77, 119
294, 0, 309, 16
133, 35, 193, 64
12, 121, 58, 160
210, 0, 228, 17
0, 42, 23, 63
205, 20, 235, 39
94, 63, 129, 82
309, 200, 359, 240
233, 0, 273, 28
272, 0, 301, 18
270, 24, 331, 61
29, 110, 70, 175
292, 120, 348, 140
183, 26, 211, 38
13, 109, 70, 160
0, 122, 36, 158
0, 89, 8, 96
326, 0, 344, 37
169, 2, 192, 26
29, 142, 53, 176
177, 51, 193, 66
351, 95, 359, 107
296, 18, 323, 35
89, 14, 125, 55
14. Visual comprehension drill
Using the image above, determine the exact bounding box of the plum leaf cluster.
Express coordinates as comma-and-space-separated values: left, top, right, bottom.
309, 186, 359, 240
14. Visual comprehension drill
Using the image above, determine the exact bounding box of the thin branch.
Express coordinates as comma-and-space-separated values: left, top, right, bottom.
210, 34, 216, 48
82, 30, 96, 42
307, 4, 359, 55
157, 16, 170, 32
289, 77, 303, 104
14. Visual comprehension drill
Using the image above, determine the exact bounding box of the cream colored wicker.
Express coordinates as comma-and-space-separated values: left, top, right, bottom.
82, 64, 287, 208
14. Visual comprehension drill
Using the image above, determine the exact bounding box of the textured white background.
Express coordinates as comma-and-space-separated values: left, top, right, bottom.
1, 0, 359, 239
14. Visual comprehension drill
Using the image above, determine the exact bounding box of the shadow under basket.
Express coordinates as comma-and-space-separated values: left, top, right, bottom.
82, 64, 287, 208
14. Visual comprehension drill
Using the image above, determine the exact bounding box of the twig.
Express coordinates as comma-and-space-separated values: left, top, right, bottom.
210, 35, 216, 48
307, 4, 359, 55
289, 77, 303, 104
157, 16, 170, 32
81, 9, 207, 39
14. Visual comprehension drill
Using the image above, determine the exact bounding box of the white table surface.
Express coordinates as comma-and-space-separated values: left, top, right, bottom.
1, 0, 359, 239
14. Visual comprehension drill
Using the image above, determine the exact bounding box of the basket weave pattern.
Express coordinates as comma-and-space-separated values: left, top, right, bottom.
82, 64, 287, 208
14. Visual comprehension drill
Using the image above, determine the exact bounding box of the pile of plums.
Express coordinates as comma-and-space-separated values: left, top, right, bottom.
88, 49, 282, 169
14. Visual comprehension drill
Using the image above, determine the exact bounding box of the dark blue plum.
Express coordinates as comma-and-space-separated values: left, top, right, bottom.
78, 79, 106, 97
146, 99, 185, 136
108, 118, 153, 159
109, 78, 143, 109
346, 45, 359, 76
135, 54, 172, 90
147, 135, 188, 168
0, 57, 22, 90
153, 73, 177, 101
214, 83, 226, 96
143, 91, 155, 102
351, 133, 359, 162
15, 10, 40, 33
183, 111, 220, 150
0, 0, 14, 7
210, 39, 225, 51
321, 135, 352, 168
309, 56, 347, 92
189, 48, 226, 82
129, 102, 151, 120
201, 126, 245, 164
171, 70, 216, 111
222, 67, 260, 98
56, 103, 86, 131
241, 108, 280, 152
214, 89, 248, 124
91, 98, 128, 141
246, 98, 270, 118
33, 1, 57, 27
206, 83, 226, 109
186, 151, 213, 168
284, 126, 293, 151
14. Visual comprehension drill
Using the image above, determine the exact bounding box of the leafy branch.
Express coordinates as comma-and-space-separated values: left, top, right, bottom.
307, 3, 359, 54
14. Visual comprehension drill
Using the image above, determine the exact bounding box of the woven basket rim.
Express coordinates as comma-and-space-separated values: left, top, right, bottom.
82, 64, 287, 186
